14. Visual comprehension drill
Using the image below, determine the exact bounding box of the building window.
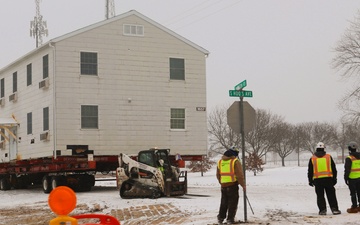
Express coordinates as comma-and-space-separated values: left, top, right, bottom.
43, 107, 49, 131
80, 52, 98, 75
81, 105, 98, 129
170, 58, 185, 80
43, 55, 49, 79
27, 63, 32, 86
0, 78, 4, 98
27, 112, 32, 135
170, 108, 185, 129
123, 24, 144, 36
12, 72, 17, 93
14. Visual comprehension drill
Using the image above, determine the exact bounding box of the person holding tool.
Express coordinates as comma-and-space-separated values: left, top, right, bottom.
216, 146, 246, 224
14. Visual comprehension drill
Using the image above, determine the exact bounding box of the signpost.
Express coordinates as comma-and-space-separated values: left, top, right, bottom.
228, 80, 254, 223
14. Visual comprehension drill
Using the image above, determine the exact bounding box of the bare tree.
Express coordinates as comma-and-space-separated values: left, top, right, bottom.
293, 123, 308, 166
272, 121, 294, 167
208, 105, 241, 154
299, 122, 337, 154
332, 11, 360, 124
245, 109, 283, 159
334, 121, 360, 163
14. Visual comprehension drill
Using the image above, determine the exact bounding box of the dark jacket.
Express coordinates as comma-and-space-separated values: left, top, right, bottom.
344, 151, 360, 182
308, 150, 337, 184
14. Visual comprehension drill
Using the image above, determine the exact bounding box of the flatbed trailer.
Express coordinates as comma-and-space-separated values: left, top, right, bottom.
0, 155, 119, 193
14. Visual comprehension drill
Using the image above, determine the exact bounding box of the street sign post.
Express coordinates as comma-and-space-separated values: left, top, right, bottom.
228, 80, 254, 223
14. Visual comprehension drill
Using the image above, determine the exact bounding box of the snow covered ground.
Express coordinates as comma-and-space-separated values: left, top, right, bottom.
1, 162, 360, 225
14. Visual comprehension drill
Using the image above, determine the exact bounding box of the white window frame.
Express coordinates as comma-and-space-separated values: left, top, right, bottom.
123, 24, 144, 36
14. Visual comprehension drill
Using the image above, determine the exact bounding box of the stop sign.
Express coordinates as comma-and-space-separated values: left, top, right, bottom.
227, 101, 256, 133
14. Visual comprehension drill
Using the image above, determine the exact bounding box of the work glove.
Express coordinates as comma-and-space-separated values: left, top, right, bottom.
333, 179, 337, 185
345, 179, 349, 185
309, 182, 314, 187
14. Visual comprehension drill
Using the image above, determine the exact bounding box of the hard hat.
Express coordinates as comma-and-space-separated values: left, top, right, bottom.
228, 146, 239, 156
348, 141, 358, 151
316, 142, 325, 149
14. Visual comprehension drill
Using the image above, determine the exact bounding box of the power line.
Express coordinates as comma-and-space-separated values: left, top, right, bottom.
171, 0, 242, 31
165, 0, 215, 26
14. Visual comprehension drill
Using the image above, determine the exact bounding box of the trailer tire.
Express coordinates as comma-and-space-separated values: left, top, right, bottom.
51, 176, 64, 190
77, 174, 93, 192
42, 176, 52, 193
0, 178, 11, 191
13, 176, 28, 189
88, 174, 95, 187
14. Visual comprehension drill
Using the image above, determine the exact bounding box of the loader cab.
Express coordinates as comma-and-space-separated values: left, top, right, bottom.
138, 149, 170, 168
138, 149, 172, 178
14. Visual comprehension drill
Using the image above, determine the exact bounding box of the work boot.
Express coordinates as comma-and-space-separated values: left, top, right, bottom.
347, 207, 358, 213
319, 209, 326, 215
226, 219, 236, 224
217, 217, 224, 224
331, 208, 341, 215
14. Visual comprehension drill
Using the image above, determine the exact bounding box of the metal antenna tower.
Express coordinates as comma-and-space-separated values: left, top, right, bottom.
30, 0, 48, 48
105, 0, 115, 19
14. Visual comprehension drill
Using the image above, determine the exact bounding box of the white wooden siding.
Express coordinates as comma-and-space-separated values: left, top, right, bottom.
0, 12, 207, 161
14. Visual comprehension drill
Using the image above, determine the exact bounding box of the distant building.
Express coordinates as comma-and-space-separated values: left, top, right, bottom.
0, 10, 209, 161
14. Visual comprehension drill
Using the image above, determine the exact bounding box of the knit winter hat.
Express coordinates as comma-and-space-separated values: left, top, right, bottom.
224, 150, 234, 157
223, 146, 239, 157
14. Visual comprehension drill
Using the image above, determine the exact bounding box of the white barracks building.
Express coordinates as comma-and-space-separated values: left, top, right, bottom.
0, 10, 209, 162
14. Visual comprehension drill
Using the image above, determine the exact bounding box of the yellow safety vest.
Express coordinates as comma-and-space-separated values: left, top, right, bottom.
218, 158, 238, 183
311, 154, 333, 179
348, 155, 360, 179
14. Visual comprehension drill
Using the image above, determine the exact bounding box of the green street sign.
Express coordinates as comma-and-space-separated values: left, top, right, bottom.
234, 80, 247, 90
229, 90, 253, 97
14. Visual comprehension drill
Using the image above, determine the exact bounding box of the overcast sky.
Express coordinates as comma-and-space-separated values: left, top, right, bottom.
1, 0, 360, 124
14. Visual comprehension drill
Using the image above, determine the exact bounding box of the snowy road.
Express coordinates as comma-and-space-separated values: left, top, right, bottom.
1, 165, 360, 224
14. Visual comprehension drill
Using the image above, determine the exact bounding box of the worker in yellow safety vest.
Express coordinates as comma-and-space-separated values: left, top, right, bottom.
216, 147, 246, 224
344, 141, 360, 213
307, 142, 341, 216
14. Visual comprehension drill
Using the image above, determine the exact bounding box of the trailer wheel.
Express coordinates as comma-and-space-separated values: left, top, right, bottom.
51, 176, 64, 190
77, 174, 93, 192
13, 176, 28, 189
42, 176, 52, 193
0, 178, 11, 191
88, 174, 95, 187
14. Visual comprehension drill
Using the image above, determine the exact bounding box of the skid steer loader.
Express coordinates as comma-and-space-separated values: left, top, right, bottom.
116, 148, 187, 198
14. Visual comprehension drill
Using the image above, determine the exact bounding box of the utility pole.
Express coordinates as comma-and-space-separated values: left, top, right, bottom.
105, 0, 115, 19
30, 0, 48, 48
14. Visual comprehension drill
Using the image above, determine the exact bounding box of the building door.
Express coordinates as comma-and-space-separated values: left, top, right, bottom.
9, 127, 17, 160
